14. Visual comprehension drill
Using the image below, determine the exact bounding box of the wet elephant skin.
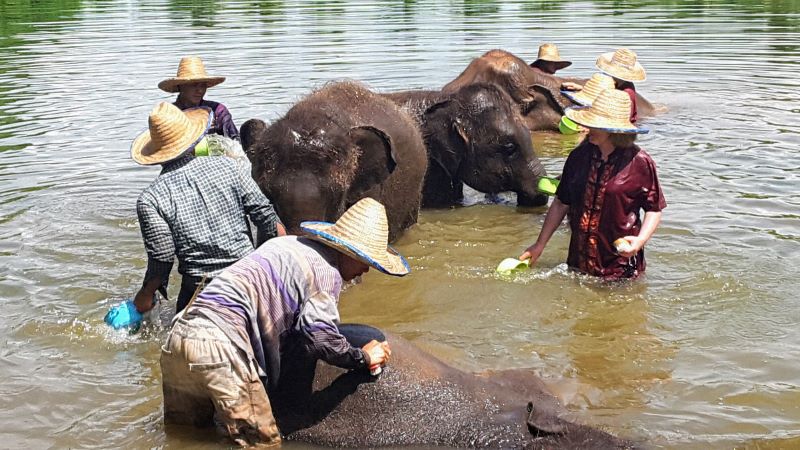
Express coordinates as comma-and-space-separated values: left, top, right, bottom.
443, 49, 655, 132
383, 84, 548, 208
272, 332, 638, 449
242, 81, 428, 242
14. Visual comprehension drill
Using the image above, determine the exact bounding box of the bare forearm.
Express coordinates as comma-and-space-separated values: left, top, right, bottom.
638, 211, 662, 244
536, 199, 569, 246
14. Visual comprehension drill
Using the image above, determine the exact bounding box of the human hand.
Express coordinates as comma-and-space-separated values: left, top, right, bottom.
616, 236, 644, 258
519, 242, 545, 266
133, 289, 156, 313
362, 340, 391, 368
561, 81, 583, 91
276, 222, 288, 236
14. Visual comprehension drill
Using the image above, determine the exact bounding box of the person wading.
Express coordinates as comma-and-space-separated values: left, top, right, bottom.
519, 89, 665, 280
159, 56, 240, 140
131, 102, 285, 314
159, 197, 409, 446
529, 43, 572, 75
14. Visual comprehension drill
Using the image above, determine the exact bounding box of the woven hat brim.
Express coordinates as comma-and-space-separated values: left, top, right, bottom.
533, 59, 571, 70
130, 108, 212, 165
596, 52, 646, 82
565, 107, 649, 134
300, 222, 410, 277
561, 90, 592, 107
158, 76, 226, 93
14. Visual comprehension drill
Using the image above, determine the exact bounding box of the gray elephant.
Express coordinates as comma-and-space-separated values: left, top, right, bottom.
272, 331, 637, 449
242, 81, 427, 242
383, 83, 548, 208
443, 49, 655, 132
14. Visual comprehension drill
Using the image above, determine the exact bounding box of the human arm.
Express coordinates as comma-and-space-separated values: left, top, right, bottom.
618, 210, 662, 258
135, 197, 175, 313
297, 290, 375, 370
561, 81, 583, 91
238, 173, 284, 245
519, 198, 569, 264
213, 103, 240, 141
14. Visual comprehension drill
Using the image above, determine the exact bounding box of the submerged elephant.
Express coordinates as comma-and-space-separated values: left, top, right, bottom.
272, 332, 637, 449
383, 83, 548, 208
443, 49, 655, 132
242, 81, 427, 242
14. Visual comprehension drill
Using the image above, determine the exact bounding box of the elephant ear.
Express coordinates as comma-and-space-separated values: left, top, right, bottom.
240, 118, 269, 159
528, 84, 570, 115
346, 125, 397, 200
422, 99, 465, 180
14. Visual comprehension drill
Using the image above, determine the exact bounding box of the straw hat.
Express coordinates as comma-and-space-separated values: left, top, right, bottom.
300, 198, 410, 276
158, 56, 226, 93
564, 89, 649, 134
532, 43, 571, 70
562, 73, 616, 106
131, 102, 212, 165
595, 48, 646, 82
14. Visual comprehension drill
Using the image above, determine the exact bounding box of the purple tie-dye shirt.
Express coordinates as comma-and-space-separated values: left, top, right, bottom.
175, 99, 239, 140
188, 236, 367, 388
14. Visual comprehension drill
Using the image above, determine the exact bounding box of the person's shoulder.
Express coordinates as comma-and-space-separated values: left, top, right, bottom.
202, 99, 229, 112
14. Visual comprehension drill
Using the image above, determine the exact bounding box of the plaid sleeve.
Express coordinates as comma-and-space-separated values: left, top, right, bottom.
297, 289, 368, 370
239, 173, 281, 245
136, 195, 175, 288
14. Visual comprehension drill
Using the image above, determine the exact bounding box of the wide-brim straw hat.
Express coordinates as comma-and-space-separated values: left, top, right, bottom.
565, 89, 649, 134
300, 198, 410, 277
561, 73, 616, 106
532, 43, 571, 70
158, 56, 226, 93
596, 48, 646, 82
131, 102, 212, 165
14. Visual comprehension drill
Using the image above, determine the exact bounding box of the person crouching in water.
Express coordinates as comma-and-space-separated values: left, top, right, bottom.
519, 89, 665, 280
159, 198, 409, 446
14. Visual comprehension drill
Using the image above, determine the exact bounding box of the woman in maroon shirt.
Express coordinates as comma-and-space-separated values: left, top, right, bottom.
520, 89, 665, 280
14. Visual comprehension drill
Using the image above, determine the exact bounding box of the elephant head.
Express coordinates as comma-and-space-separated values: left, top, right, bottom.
421, 83, 548, 207
245, 114, 398, 234
443, 49, 575, 132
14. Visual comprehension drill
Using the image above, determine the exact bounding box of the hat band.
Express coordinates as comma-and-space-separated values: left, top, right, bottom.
301, 222, 410, 275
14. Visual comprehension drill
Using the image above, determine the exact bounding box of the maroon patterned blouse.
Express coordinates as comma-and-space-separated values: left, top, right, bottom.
555, 140, 666, 280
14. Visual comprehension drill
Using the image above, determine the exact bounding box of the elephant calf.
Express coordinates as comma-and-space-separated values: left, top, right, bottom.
273, 332, 638, 449
242, 81, 428, 242
384, 83, 548, 208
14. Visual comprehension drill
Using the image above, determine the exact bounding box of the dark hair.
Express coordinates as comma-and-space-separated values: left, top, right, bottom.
609, 133, 637, 148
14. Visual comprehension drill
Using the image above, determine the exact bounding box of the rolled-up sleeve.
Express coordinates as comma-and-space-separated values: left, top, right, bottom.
239, 173, 281, 245
297, 289, 368, 370
136, 195, 174, 290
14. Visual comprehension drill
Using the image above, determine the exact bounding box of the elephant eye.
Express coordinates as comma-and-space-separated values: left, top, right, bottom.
500, 142, 516, 156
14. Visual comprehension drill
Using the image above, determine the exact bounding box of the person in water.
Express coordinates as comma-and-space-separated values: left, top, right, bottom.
159, 56, 240, 140
529, 43, 572, 75
595, 48, 646, 123
159, 198, 409, 446
519, 89, 665, 280
130, 102, 285, 314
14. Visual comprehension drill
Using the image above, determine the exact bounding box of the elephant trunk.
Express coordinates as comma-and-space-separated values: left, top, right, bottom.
514, 154, 548, 207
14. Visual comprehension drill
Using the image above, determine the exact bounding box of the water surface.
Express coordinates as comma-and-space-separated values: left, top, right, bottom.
1, 1, 799, 448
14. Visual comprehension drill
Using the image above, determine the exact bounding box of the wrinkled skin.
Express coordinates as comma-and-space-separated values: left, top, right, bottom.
384, 83, 548, 208
443, 49, 655, 132
242, 81, 428, 242
273, 332, 638, 449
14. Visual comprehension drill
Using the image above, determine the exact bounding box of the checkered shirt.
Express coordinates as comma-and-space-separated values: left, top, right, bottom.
137, 154, 280, 291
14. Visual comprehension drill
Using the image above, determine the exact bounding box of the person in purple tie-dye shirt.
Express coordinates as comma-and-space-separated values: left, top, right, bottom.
159, 56, 240, 140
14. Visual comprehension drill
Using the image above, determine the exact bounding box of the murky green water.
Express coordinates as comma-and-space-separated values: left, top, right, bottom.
1, 1, 799, 448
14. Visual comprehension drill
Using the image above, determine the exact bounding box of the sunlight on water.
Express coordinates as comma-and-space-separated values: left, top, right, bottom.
0, 1, 799, 449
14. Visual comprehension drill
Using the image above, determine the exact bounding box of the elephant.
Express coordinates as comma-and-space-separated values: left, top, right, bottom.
443, 49, 655, 132
241, 81, 428, 242
272, 331, 638, 449
383, 83, 548, 208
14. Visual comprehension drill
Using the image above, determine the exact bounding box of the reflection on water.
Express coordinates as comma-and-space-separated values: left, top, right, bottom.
0, 1, 799, 449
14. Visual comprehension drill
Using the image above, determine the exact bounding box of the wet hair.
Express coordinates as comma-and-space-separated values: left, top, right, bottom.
609, 133, 637, 148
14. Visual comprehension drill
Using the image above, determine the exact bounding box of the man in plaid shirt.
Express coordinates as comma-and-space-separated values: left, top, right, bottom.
130, 102, 285, 314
